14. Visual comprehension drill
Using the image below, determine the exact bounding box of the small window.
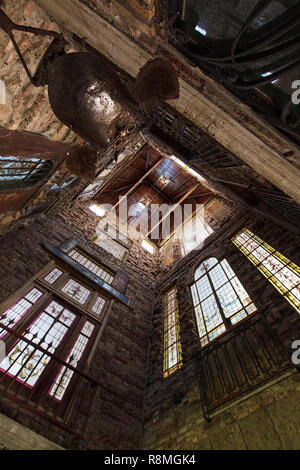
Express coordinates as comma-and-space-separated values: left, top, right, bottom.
67, 249, 114, 284
163, 287, 183, 378
89, 204, 106, 217
43, 266, 107, 316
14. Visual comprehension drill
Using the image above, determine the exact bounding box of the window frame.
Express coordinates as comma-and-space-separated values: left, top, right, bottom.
162, 284, 183, 378
0, 261, 110, 408
232, 227, 300, 314
190, 257, 257, 347
60, 240, 116, 282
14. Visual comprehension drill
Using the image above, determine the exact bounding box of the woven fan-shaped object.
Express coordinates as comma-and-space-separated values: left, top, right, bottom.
66, 146, 98, 179
134, 58, 180, 102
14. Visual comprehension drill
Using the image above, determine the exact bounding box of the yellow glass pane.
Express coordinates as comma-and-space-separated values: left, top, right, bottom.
272, 250, 290, 265
232, 228, 300, 315
285, 292, 300, 313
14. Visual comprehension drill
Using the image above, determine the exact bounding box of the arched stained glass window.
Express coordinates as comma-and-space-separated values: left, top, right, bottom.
232, 228, 300, 313
191, 258, 257, 346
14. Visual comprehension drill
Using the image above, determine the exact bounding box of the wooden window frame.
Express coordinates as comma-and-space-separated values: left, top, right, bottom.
0, 261, 112, 410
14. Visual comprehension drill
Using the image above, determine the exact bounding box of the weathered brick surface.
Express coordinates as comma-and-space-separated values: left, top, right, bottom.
143, 212, 300, 450
0, 0, 82, 144
0, 214, 157, 449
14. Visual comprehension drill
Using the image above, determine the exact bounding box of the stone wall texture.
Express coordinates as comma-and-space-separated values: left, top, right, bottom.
0, 213, 157, 449
0, 412, 63, 450
142, 211, 300, 450
0, 0, 81, 144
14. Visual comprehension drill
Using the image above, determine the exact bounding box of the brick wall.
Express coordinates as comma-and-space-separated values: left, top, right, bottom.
0, 213, 157, 449
0, 0, 81, 144
142, 211, 300, 449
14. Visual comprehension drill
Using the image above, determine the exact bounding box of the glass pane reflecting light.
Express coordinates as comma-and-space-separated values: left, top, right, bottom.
49, 321, 94, 400
232, 228, 300, 313
68, 249, 114, 284
191, 258, 257, 346
0, 301, 76, 388
0, 288, 44, 339
163, 287, 183, 378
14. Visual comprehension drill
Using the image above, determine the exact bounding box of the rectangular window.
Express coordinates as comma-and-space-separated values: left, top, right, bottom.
0, 263, 107, 400
61, 279, 92, 305
163, 287, 183, 378
0, 288, 44, 339
67, 249, 114, 284
232, 228, 300, 313
49, 320, 95, 400
0, 300, 76, 388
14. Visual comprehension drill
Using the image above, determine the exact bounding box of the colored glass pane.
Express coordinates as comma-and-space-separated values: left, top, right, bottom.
0, 301, 76, 388
163, 287, 183, 378
191, 258, 257, 346
232, 228, 300, 313
0, 288, 44, 339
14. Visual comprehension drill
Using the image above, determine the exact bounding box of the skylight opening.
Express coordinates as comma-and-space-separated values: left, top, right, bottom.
138, 202, 146, 211
170, 155, 206, 182
141, 239, 155, 254
195, 25, 207, 36
89, 204, 106, 217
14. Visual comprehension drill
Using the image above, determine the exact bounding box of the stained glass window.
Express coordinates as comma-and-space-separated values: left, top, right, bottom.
0, 288, 44, 339
0, 261, 109, 402
163, 287, 183, 378
191, 258, 257, 346
0, 301, 76, 388
92, 296, 106, 316
68, 249, 114, 284
44, 268, 63, 285
61, 279, 91, 305
232, 228, 300, 313
49, 320, 95, 400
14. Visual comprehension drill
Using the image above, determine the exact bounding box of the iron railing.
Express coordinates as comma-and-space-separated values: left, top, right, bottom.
0, 322, 98, 439
0, 156, 54, 191
194, 313, 294, 419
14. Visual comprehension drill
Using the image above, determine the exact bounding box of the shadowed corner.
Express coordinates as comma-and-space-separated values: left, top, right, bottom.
0, 340, 5, 363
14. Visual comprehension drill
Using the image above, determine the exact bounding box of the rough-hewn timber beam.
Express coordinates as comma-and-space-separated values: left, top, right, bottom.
36, 0, 300, 204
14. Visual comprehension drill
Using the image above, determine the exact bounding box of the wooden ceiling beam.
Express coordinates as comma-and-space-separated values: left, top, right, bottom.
113, 157, 164, 210
146, 183, 199, 238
